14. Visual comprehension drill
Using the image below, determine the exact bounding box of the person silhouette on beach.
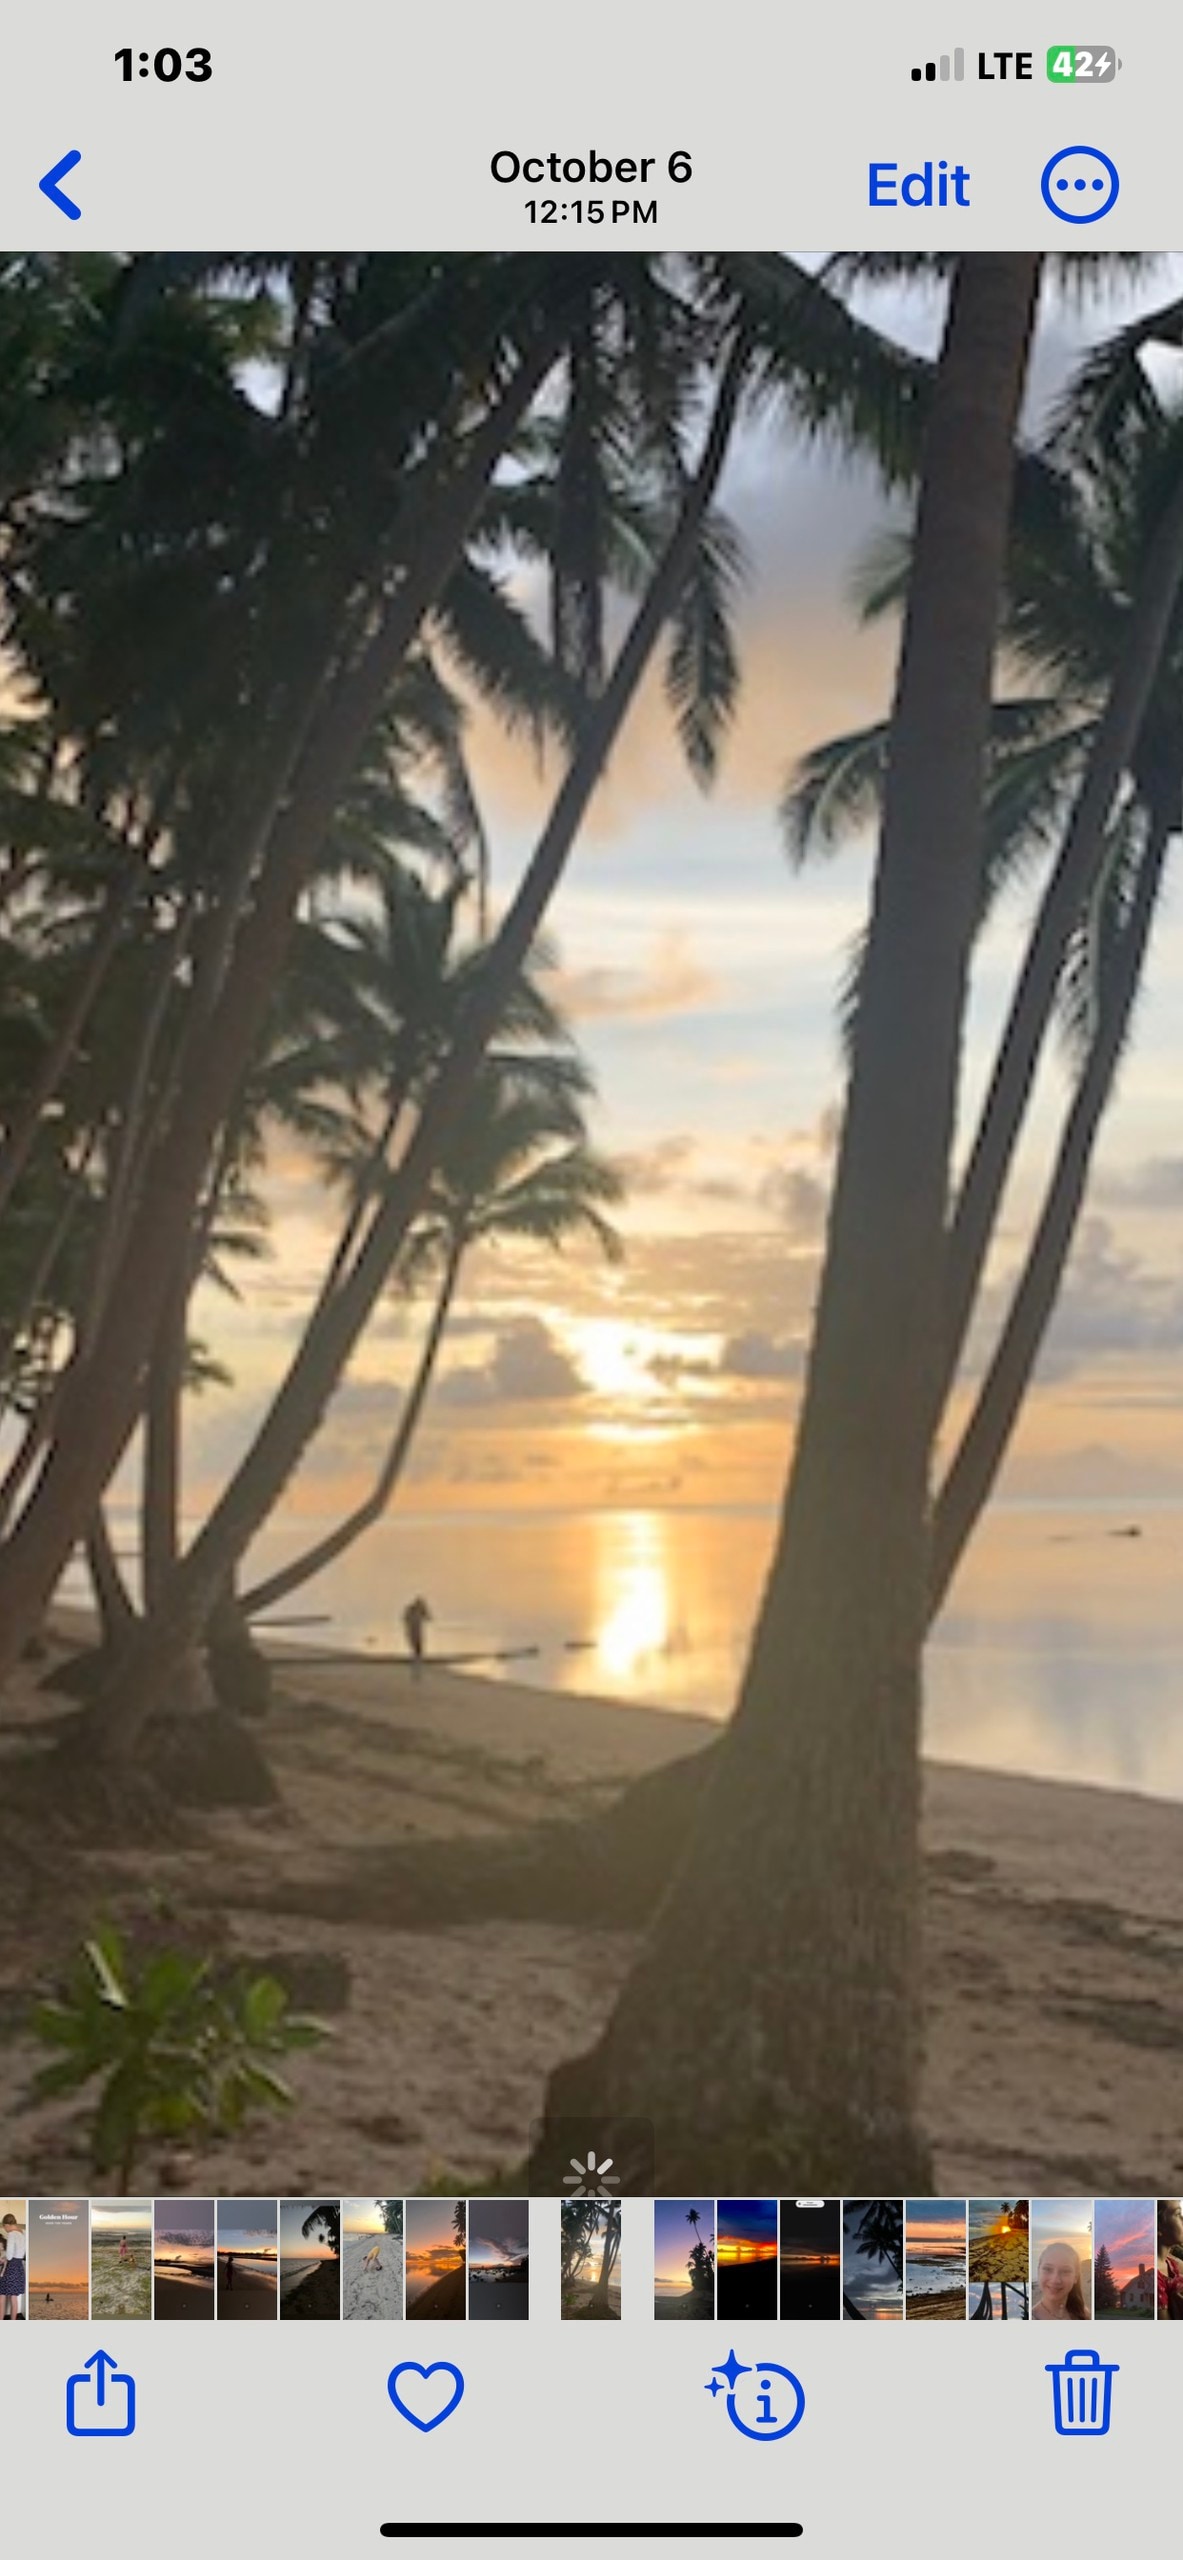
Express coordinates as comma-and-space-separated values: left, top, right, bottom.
403, 1596, 431, 1674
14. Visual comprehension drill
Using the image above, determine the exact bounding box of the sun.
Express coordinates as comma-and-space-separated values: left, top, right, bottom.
571, 1318, 656, 1401
563, 1315, 714, 1409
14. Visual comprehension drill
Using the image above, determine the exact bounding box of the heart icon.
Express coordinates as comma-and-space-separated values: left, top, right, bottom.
386, 2360, 465, 2433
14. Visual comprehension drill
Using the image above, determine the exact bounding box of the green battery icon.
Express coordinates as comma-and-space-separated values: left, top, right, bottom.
1047, 45, 1119, 79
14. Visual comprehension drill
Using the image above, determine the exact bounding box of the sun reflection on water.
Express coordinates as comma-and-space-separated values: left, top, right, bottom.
595, 1513, 672, 1681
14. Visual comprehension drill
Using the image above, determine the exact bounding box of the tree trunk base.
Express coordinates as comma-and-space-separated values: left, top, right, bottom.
527, 2039, 935, 2195
206, 1600, 274, 1722
140, 1704, 280, 1809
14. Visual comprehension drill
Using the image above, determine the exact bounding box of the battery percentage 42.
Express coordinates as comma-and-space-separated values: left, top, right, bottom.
1047, 45, 1120, 79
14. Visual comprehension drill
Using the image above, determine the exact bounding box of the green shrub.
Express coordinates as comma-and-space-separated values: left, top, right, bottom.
30, 1923, 330, 2190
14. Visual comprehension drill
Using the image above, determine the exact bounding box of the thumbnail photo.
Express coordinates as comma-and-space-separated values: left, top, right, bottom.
654, 2198, 715, 2320
1, 249, 1180, 2206
1093, 2199, 1154, 2319
967, 2199, 1029, 2321
779, 2200, 841, 2321
342, 2199, 403, 2320
153, 2200, 215, 2319
561, 2199, 622, 2320
905, 2199, 966, 2321
468, 2200, 529, 2320
280, 2198, 340, 2319
406, 2199, 466, 2320
1030, 2201, 1093, 2321
217, 2201, 278, 2319
90, 2197, 152, 2318
716, 2200, 778, 2321
1157, 2200, 1183, 2318
28, 2198, 88, 2320
0, 2200, 26, 2321
842, 2201, 903, 2322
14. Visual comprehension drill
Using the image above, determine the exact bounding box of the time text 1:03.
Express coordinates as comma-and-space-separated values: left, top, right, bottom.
115, 46, 212, 80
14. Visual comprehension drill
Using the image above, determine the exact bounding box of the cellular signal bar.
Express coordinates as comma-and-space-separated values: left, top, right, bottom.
911, 47, 965, 78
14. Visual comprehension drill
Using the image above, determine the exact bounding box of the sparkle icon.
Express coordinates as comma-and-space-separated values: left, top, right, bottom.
562, 2151, 620, 2196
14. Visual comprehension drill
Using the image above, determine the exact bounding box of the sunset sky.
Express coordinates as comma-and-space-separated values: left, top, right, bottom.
717, 2199, 777, 2265
1094, 2198, 1155, 2289
217, 2201, 278, 2255
405, 2199, 464, 2276
906, 2200, 967, 2258
172, 260, 1183, 1539
29, 2199, 88, 2287
344, 2198, 399, 2239
93, 2199, 152, 2240
279, 2200, 338, 2262
154, 2200, 214, 2260
468, 2201, 529, 2270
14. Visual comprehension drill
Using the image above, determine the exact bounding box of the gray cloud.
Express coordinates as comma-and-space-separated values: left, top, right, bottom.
437, 1316, 587, 1407
1093, 1156, 1183, 1211
758, 1164, 830, 1242
718, 1329, 805, 1381
1036, 1218, 1183, 1375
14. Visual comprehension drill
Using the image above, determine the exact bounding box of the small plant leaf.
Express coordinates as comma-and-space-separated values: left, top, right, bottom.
84, 1935, 129, 2011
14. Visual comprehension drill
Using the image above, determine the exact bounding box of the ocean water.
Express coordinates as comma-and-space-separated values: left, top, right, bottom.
906, 2250, 967, 2298
221, 1498, 1183, 1806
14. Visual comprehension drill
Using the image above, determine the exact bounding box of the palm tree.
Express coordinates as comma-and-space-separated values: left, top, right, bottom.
0, 250, 938, 1747
529, 253, 1044, 2194
785, 390, 1183, 1610
88, 337, 751, 1749
0, 253, 588, 1679
240, 1045, 622, 1617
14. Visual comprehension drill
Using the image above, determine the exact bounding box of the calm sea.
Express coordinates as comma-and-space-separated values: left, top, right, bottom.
211, 1498, 1183, 1806
906, 2248, 967, 2298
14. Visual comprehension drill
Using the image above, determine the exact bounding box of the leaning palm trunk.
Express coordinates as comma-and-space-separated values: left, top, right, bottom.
930, 802, 1172, 1613
241, 1232, 464, 1619
84, 332, 749, 1761
0, 321, 565, 1690
141, 1273, 188, 1611
0, 859, 145, 1222
0, 1123, 99, 1432
942, 466, 1183, 1385
85, 1505, 138, 1651
529, 256, 1041, 2194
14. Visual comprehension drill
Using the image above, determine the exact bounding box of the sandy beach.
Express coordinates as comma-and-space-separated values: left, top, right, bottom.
342, 2233, 403, 2320
154, 2266, 215, 2318
6, 1618, 1183, 2196
216, 2261, 277, 2319
28, 2289, 89, 2321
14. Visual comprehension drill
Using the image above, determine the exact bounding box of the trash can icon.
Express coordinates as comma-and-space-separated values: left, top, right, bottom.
1045, 2347, 1118, 2437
